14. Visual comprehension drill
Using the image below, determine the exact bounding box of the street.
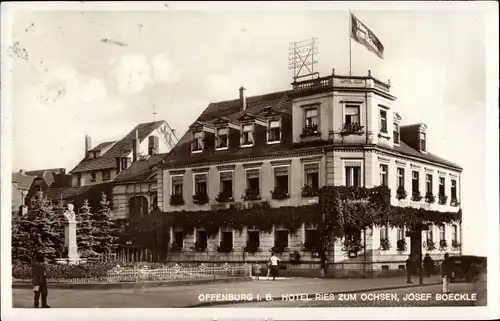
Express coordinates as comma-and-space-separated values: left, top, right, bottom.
11, 274, 478, 308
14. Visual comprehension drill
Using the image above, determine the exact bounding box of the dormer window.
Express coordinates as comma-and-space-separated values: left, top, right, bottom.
267, 120, 281, 143
90, 171, 97, 182
192, 131, 204, 153
420, 132, 426, 152
393, 123, 400, 144
241, 124, 254, 147
216, 127, 229, 150
379, 109, 388, 134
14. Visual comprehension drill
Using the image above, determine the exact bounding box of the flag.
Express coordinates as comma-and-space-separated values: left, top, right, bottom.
351, 13, 384, 59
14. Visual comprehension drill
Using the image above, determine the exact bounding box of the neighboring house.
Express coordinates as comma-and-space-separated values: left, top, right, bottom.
44, 182, 112, 213
11, 170, 37, 214
69, 121, 177, 187
12, 168, 72, 214
111, 153, 168, 260
156, 70, 462, 269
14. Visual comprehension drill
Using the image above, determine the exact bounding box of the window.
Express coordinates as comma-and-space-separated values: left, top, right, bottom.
304, 163, 319, 189
451, 179, 457, 199
221, 231, 233, 248
121, 158, 129, 170
439, 177, 445, 196
397, 168, 405, 188
426, 174, 433, 194
173, 231, 184, 248
305, 229, 321, 250
380, 225, 388, 240
196, 230, 207, 247
379, 109, 388, 134
194, 174, 208, 195
220, 172, 233, 198
273, 166, 289, 193
171, 176, 183, 195
305, 108, 318, 129
76, 174, 82, 187
102, 170, 110, 181
393, 123, 400, 144
246, 170, 260, 192
274, 230, 289, 248
247, 231, 260, 247
452, 225, 458, 242
192, 131, 204, 152
241, 124, 254, 146
216, 128, 228, 149
397, 227, 405, 241
412, 171, 419, 192
420, 132, 426, 151
439, 225, 445, 241
426, 225, 434, 243
345, 105, 360, 125
345, 166, 361, 187
268, 120, 281, 143
90, 171, 97, 182
380, 164, 388, 186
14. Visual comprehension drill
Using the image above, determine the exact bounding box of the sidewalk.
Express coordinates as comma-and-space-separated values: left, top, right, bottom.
12, 275, 443, 308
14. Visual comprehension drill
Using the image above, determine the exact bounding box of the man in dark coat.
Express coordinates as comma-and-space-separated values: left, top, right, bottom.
32, 252, 50, 308
406, 254, 413, 284
423, 254, 434, 277
441, 253, 453, 293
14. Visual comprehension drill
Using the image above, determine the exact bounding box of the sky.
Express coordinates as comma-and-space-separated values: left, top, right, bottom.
3, 3, 495, 256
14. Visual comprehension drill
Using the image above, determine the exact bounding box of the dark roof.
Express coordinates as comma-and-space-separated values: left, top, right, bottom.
12, 172, 37, 190
161, 89, 461, 171
44, 182, 112, 211
113, 153, 167, 184
392, 141, 462, 170
70, 121, 166, 174
25, 168, 66, 177
89, 141, 116, 152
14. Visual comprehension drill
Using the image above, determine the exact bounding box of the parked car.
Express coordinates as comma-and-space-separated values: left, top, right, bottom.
449, 255, 487, 283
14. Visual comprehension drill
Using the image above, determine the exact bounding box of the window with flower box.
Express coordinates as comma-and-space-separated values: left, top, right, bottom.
439, 224, 445, 241
274, 230, 289, 251
302, 108, 319, 136
193, 174, 208, 204
192, 131, 204, 152
219, 231, 233, 252
216, 127, 229, 150
426, 174, 433, 194
426, 225, 433, 243
272, 166, 290, 199
412, 171, 419, 193
345, 105, 360, 125
244, 169, 260, 201
397, 228, 405, 241
302, 163, 319, 197
245, 230, 260, 253
170, 175, 184, 205
217, 171, 233, 203
194, 230, 207, 251
241, 124, 254, 147
452, 225, 458, 243
397, 168, 405, 188
267, 120, 281, 143
304, 228, 320, 252
439, 177, 445, 196
172, 231, 184, 250
451, 179, 457, 200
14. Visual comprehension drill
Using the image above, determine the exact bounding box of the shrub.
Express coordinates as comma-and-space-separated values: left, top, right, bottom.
439, 239, 448, 250
12, 261, 116, 280
451, 240, 461, 250
271, 187, 290, 200
411, 191, 423, 202
193, 193, 209, 205
301, 185, 319, 198
396, 186, 407, 200
425, 193, 436, 204
170, 194, 184, 206
380, 238, 391, 251
438, 195, 448, 205
243, 241, 259, 254
290, 251, 301, 264
425, 239, 436, 251
397, 239, 407, 252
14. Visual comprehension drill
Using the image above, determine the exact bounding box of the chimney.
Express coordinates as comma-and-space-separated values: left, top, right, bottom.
85, 135, 92, 158
239, 87, 246, 111
132, 130, 139, 162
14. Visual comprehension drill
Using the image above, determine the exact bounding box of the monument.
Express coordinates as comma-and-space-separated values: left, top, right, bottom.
56, 203, 81, 265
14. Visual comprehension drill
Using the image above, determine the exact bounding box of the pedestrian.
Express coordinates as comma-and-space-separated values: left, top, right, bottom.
269, 253, 280, 281
423, 253, 434, 278
32, 252, 50, 308
441, 253, 453, 293
406, 254, 413, 284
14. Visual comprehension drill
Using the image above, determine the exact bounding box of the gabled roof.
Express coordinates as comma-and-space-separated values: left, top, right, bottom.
113, 153, 167, 184
12, 172, 37, 190
70, 121, 166, 174
89, 141, 116, 152
161, 88, 461, 171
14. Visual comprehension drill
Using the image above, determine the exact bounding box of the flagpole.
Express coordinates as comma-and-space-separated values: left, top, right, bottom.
349, 11, 353, 75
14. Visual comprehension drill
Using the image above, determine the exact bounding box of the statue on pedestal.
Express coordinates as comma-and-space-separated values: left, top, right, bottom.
62, 203, 79, 264
63, 203, 76, 222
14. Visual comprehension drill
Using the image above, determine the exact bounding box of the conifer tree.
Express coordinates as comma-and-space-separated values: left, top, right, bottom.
77, 200, 98, 258
92, 192, 118, 255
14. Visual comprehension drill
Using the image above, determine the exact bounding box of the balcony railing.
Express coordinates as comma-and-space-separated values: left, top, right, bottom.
292, 74, 391, 93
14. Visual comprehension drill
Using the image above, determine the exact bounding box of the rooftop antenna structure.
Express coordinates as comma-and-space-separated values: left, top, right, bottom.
288, 37, 319, 82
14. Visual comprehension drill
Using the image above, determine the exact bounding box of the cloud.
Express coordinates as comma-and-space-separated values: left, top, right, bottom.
79, 78, 107, 103
110, 54, 182, 95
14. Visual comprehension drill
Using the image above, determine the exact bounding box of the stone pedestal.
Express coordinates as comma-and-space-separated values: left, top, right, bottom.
65, 220, 79, 262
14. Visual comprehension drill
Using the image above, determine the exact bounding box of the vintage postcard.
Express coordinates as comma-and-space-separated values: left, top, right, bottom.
1, 1, 498, 320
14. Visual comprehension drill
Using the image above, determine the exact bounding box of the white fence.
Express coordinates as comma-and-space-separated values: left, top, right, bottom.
14, 263, 252, 284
